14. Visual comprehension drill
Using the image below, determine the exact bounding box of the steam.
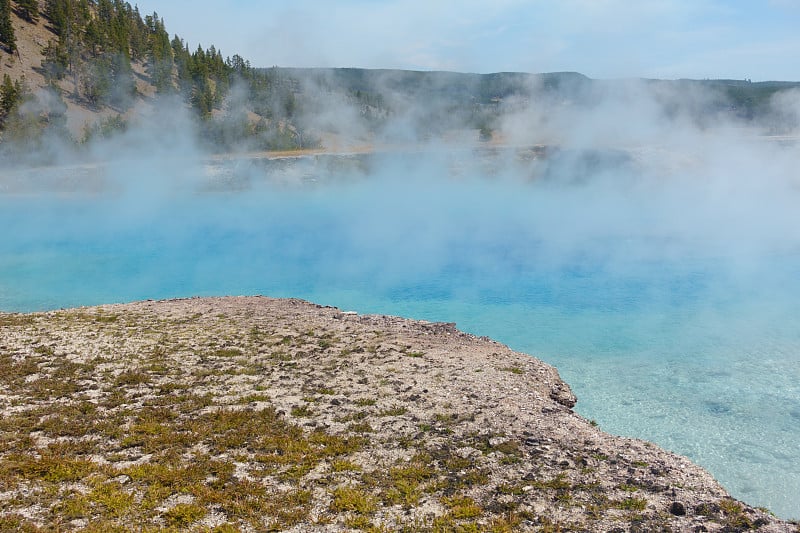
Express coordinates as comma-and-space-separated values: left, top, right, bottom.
3, 72, 800, 339
4, 73, 800, 318
2, 72, 800, 518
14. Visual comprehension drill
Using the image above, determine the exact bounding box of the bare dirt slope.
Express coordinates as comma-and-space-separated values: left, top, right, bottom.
0, 296, 794, 532
1, 6, 151, 136
1, 5, 48, 88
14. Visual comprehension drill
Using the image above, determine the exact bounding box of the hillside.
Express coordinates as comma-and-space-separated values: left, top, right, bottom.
0, 297, 795, 531
0, 0, 310, 158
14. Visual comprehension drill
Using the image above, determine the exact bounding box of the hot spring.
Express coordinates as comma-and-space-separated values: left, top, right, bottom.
1, 145, 799, 519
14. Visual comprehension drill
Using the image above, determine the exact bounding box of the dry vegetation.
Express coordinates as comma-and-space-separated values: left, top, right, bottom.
0, 297, 795, 532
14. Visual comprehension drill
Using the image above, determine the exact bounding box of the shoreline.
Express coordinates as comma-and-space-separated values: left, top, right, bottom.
3, 132, 798, 180
3, 131, 797, 177
0, 296, 794, 531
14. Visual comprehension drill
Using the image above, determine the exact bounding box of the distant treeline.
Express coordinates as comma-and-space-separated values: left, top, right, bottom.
272, 68, 800, 137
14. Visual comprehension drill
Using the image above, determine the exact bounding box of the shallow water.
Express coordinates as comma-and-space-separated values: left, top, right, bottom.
1, 150, 799, 518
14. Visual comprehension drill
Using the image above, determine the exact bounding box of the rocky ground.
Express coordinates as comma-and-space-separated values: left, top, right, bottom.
0, 296, 795, 532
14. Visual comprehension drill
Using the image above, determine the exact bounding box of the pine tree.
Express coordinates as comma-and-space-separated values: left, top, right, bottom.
0, 0, 16, 53
81, 57, 113, 106
16, 0, 39, 23
129, 5, 147, 60
45, 0, 66, 36
109, 3, 131, 57
97, 0, 113, 25
145, 12, 174, 93
0, 73, 23, 128
171, 35, 192, 95
228, 54, 251, 78
84, 18, 104, 54
191, 78, 215, 118
42, 39, 68, 81
109, 52, 136, 110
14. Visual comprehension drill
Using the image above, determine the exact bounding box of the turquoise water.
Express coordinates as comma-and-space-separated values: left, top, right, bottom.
1, 150, 799, 518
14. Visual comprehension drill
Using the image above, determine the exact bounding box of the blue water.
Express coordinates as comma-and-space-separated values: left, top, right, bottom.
1, 150, 799, 518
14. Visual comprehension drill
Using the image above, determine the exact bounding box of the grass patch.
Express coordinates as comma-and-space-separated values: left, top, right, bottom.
378, 404, 408, 417
0, 314, 36, 326
331, 459, 362, 472
211, 347, 243, 358
330, 486, 377, 515
616, 497, 647, 511
1, 451, 99, 483
163, 503, 207, 527
291, 404, 314, 417
88, 482, 135, 518
444, 494, 483, 519
355, 398, 377, 407
114, 369, 151, 387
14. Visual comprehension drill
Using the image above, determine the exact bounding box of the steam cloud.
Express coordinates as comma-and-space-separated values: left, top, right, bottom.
2, 73, 800, 518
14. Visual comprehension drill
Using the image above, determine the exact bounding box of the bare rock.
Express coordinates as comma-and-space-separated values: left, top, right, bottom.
0, 296, 793, 532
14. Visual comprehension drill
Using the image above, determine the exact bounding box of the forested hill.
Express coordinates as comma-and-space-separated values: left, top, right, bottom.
271, 67, 800, 130
270, 68, 592, 104
0, 0, 307, 158
1, 1, 800, 163
314, 67, 800, 112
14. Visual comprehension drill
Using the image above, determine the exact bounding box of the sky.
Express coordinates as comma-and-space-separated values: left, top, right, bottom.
133, 0, 800, 81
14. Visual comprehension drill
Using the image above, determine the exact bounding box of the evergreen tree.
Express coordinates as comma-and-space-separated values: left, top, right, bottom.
171, 35, 192, 95
108, 52, 136, 110
45, 0, 67, 36
46, 0, 89, 79
1, 81, 66, 153
129, 5, 147, 60
228, 54, 251, 78
190, 44, 207, 81
97, 0, 113, 25
0, 0, 16, 53
284, 91, 296, 118
84, 18, 104, 54
145, 12, 174, 93
81, 58, 113, 106
16, 0, 39, 23
109, 3, 131, 57
42, 40, 69, 81
0, 74, 25, 133
0, 73, 21, 119
191, 77, 215, 117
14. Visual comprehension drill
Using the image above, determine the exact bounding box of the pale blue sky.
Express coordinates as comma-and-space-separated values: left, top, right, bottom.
133, 0, 800, 81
